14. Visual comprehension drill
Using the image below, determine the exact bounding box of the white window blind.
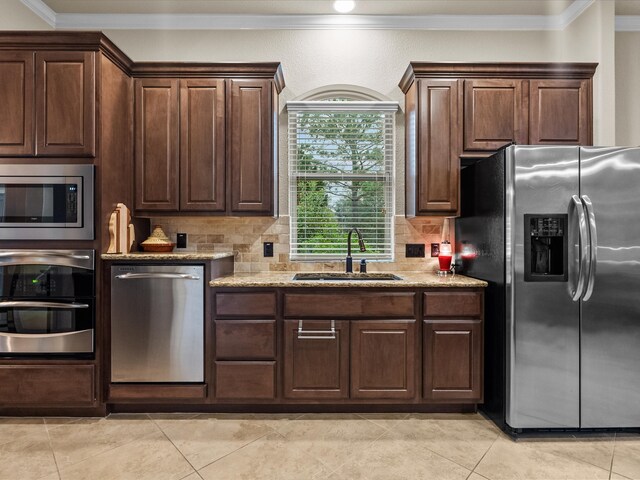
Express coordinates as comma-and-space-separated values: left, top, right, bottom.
287, 100, 398, 261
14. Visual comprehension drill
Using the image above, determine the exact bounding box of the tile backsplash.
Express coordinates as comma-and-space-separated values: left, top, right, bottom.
152, 216, 447, 273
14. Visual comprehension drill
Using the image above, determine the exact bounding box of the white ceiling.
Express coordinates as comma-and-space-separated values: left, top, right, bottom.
19, 0, 640, 30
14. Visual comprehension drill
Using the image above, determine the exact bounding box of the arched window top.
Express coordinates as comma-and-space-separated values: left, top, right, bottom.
292, 84, 392, 102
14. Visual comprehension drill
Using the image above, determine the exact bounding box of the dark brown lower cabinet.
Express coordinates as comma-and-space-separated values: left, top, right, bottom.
283, 320, 349, 399
215, 361, 276, 400
0, 365, 95, 406
351, 320, 416, 400
423, 320, 482, 401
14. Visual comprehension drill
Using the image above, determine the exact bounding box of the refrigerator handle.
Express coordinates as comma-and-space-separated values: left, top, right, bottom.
569, 195, 589, 301
581, 195, 597, 301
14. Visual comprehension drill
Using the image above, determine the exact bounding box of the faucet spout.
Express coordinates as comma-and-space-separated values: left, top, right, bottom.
346, 228, 366, 273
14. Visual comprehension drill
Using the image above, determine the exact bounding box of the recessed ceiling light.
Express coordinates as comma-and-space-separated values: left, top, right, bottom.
333, 0, 355, 14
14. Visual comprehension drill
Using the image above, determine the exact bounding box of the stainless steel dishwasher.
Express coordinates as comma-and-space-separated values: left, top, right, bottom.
110, 264, 204, 382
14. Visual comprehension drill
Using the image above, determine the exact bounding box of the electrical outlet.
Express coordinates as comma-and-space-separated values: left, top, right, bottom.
431, 243, 440, 257
263, 242, 274, 257
176, 233, 187, 249
405, 243, 425, 258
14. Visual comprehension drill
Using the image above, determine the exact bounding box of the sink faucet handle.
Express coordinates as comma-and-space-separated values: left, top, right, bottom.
359, 259, 367, 273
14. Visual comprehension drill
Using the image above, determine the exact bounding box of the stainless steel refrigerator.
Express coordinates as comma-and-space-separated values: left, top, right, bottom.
456, 145, 640, 431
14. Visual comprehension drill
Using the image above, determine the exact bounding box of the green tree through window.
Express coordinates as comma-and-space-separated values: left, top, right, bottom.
288, 99, 396, 260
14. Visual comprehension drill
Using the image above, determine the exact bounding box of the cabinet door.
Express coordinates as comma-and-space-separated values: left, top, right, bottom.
423, 320, 482, 402
416, 80, 459, 215
180, 79, 226, 211
284, 320, 349, 399
35, 51, 95, 156
0, 51, 34, 156
228, 79, 273, 214
463, 79, 527, 151
529, 79, 590, 145
134, 78, 179, 211
351, 320, 416, 399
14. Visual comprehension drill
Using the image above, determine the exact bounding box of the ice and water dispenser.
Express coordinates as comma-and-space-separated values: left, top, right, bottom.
524, 214, 568, 282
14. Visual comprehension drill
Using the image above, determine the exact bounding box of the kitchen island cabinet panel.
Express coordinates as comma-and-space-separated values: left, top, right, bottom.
283, 319, 349, 399
350, 320, 416, 400
35, 51, 95, 157
0, 51, 34, 156
134, 78, 180, 211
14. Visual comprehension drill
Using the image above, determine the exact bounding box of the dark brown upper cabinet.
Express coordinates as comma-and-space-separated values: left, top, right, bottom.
400, 63, 597, 216
229, 79, 273, 214
135, 78, 180, 211
133, 64, 283, 216
529, 79, 590, 145
463, 79, 527, 151
180, 79, 226, 212
0, 51, 34, 156
0, 50, 95, 157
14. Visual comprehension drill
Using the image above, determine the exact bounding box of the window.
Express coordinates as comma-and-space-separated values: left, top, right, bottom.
287, 99, 397, 260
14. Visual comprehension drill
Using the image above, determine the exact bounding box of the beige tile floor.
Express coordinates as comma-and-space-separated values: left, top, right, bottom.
1, 412, 639, 480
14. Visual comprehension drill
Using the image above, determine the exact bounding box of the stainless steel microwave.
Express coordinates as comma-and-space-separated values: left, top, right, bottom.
0, 164, 94, 240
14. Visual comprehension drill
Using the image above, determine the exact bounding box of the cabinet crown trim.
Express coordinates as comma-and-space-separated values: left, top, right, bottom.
399, 62, 598, 92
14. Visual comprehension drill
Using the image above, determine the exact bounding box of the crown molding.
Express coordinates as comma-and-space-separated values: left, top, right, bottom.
20, 0, 56, 27
19, 0, 606, 31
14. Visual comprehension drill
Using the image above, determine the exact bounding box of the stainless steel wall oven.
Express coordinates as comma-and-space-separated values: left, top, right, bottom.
0, 250, 95, 357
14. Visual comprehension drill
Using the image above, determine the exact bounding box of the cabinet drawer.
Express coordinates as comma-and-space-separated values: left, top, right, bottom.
215, 320, 276, 359
215, 361, 276, 399
284, 293, 414, 318
215, 292, 277, 317
424, 291, 482, 317
0, 365, 95, 406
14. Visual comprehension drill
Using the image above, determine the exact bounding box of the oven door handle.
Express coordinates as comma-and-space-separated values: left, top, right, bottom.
0, 329, 93, 339
0, 301, 90, 309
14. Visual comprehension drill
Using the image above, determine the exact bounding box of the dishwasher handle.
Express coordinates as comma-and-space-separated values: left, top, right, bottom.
115, 273, 201, 280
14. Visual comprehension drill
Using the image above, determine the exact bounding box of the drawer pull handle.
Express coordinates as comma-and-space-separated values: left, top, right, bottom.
297, 320, 336, 340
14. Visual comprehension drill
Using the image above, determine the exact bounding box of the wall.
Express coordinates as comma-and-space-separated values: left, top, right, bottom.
615, 32, 640, 145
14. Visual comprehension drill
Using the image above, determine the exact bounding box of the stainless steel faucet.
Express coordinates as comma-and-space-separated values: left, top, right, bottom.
346, 228, 366, 273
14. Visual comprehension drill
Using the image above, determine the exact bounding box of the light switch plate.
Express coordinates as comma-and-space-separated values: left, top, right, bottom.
263, 242, 274, 257
176, 233, 187, 249
431, 243, 440, 257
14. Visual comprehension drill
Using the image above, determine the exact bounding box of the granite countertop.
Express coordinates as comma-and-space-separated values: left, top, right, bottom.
101, 252, 234, 261
209, 271, 487, 288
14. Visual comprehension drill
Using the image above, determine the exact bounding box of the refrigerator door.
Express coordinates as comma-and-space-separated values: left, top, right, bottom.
507, 145, 581, 429
580, 147, 640, 428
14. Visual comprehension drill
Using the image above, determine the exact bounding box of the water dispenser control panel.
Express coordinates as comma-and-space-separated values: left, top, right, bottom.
524, 214, 568, 282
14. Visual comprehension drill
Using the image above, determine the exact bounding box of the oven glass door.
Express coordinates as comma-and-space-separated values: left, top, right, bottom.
0, 264, 94, 298
0, 299, 94, 354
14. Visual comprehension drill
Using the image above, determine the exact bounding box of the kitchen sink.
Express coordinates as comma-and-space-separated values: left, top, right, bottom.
292, 272, 403, 281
